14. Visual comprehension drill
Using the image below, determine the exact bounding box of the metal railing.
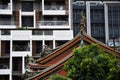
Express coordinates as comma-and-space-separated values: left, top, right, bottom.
44, 5, 65, 10
32, 30, 43, 35
0, 20, 15, 25
0, 4, 10, 9
39, 21, 69, 26
13, 45, 30, 51
1, 30, 10, 35
0, 64, 9, 69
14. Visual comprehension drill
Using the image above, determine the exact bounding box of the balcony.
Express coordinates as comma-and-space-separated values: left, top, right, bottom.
12, 41, 31, 56
0, 64, 9, 69
0, 3, 12, 15
13, 45, 30, 51
39, 21, 69, 29
1, 30, 10, 35
12, 41, 30, 51
1, 30, 11, 40
43, 5, 66, 15
32, 30, 73, 41
45, 5, 65, 10
0, 58, 10, 75
0, 5, 10, 9
0, 20, 16, 29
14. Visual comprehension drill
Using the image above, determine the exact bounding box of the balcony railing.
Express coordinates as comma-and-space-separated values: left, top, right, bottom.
1, 30, 10, 35
0, 20, 15, 25
44, 5, 65, 10
13, 45, 30, 51
39, 21, 69, 26
0, 64, 9, 69
32, 30, 43, 35
0, 4, 10, 10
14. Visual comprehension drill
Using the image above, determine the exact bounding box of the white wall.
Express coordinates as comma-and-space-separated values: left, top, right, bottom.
0, 69, 11, 75
11, 30, 31, 40
11, 52, 31, 57
0, 25, 16, 29
54, 30, 73, 40
43, 10, 66, 15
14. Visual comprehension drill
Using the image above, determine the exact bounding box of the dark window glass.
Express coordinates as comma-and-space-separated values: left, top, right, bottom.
108, 5, 120, 39
22, 1, 33, 12
22, 16, 34, 27
36, 41, 42, 54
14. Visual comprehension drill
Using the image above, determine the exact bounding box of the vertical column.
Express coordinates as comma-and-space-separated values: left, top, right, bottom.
104, 3, 109, 43
10, 0, 13, 12
42, 0, 44, 13
36, 11, 40, 28
15, 11, 19, 28
30, 33, 32, 56
42, 31, 45, 50
19, 10, 22, 28
86, 2, 91, 36
53, 36, 55, 49
10, 37, 12, 80
0, 30, 1, 57
9, 57, 12, 80
65, 0, 69, 15
42, 39, 45, 55
34, 10, 36, 28
22, 57, 25, 74
69, 0, 72, 30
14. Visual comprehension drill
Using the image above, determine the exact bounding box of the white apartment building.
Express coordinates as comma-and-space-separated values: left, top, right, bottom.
0, 0, 73, 80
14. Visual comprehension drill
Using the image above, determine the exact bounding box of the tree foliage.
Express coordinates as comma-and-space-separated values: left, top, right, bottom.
49, 74, 70, 80
64, 44, 120, 80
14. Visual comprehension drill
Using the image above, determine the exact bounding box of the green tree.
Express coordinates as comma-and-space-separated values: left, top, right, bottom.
64, 44, 120, 80
49, 74, 70, 80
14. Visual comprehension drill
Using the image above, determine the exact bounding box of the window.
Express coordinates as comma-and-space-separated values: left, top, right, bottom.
36, 41, 42, 54
0, 15, 11, 25
22, 1, 33, 12
44, 30, 53, 35
12, 58, 22, 72
22, 16, 34, 27
108, 5, 120, 39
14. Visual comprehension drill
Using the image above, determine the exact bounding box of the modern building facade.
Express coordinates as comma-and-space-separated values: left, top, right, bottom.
73, 0, 120, 44
0, 0, 73, 80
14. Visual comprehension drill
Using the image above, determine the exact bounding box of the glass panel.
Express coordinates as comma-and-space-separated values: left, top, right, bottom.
108, 5, 120, 39
22, 16, 34, 27
22, 1, 33, 12
44, 30, 53, 35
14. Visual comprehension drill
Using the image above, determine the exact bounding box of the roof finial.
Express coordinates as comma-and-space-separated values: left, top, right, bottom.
80, 11, 86, 47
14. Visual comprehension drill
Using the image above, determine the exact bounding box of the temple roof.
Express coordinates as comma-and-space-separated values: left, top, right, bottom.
26, 32, 120, 80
